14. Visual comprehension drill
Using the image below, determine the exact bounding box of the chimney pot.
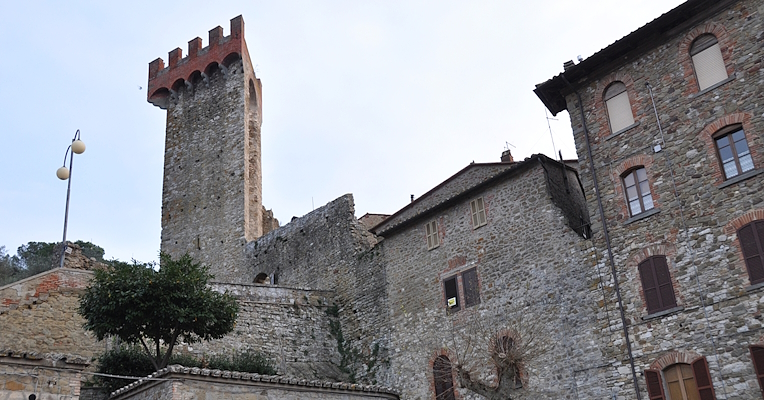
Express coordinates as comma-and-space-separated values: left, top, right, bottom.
501, 149, 514, 163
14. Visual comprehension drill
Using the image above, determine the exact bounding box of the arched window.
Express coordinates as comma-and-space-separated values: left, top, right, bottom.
638, 256, 677, 314
622, 167, 654, 216
254, 273, 269, 284
714, 125, 754, 180
604, 81, 635, 134
750, 346, 764, 399
433, 355, 456, 400
644, 357, 715, 400
690, 34, 728, 90
737, 220, 764, 285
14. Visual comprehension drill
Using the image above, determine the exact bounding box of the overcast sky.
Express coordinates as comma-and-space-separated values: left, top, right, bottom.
0, 0, 685, 263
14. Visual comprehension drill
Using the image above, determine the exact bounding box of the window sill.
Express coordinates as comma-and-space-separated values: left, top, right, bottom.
624, 208, 660, 225
718, 169, 764, 189
746, 281, 764, 292
691, 75, 735, 98
642, 306, 684, 321
605, 121, 641, 141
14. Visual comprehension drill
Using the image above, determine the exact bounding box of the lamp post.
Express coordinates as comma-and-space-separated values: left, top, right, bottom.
57, 130, 86, 268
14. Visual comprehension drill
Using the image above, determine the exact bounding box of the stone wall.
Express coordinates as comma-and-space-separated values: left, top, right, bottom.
378, 161, 610, 399
555, 0, 764, 398
110, 365, 398, 400
0, 360, 84, 400
187, 283, 342, 381
0, 268, 102, 361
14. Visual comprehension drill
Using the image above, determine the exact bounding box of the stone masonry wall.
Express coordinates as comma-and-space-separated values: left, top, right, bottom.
243, 195, 392, 385
160, 55, 263, 284
0, 361, 83, 400
561, 1, 764, 398
0, 268, 103, 361
186, 283, 342, 381
380, 163, 610, 399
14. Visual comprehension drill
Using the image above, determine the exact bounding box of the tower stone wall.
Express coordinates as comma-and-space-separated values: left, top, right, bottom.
148, 16, 272, 282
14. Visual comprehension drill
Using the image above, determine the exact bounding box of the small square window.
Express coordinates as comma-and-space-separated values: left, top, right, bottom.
470, 198, 487, 228
442, 268, 480, 314
426, 220, 439, 250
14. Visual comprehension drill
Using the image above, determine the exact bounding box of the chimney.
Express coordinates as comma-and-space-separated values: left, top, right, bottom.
563, 60, 576, 70
501, 149, 514, 163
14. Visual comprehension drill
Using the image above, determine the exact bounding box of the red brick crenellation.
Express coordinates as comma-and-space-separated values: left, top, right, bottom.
147, 15, 246, 108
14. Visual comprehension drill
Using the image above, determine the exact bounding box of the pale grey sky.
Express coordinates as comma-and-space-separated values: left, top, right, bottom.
0, 0, 685, 263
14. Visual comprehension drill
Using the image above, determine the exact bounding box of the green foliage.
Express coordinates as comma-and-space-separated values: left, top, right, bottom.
74, 240, 106, 262
78, 252, 240, 370
0, 246, 23, 286
17, 241, 59, 273
208, 350, 277, 374
92, 345, 275, 392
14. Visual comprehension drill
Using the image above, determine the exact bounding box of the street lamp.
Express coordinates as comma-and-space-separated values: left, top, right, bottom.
57, 130, 86, 268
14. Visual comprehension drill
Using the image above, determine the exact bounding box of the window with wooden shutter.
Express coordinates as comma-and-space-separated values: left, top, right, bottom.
638, 256, 677, 314
750, 346, 764, 399
426, 220, 440, 250
691, 357, 716, 400
738, 221, 764, 285
470, 197, 487, 228
433, 355, 456, 400
444, 276, 460, 311
462, 267, 480, 307
604, 81, 635, 133
690, 34, 728, 91
645, 369, 666, 400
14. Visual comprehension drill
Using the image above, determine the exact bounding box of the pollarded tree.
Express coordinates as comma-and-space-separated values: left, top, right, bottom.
78, 253, 239, 371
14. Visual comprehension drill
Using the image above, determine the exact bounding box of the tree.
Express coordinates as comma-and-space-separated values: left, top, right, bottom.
0, 246, 22, 286
78, 252, 239, 371
17, 241, 59, 274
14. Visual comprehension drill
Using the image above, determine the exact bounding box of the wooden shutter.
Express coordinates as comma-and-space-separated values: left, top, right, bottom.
639, 256, 676, 314
644, 369, 666, 400
738, 222, 764, 285
750, 346, 764, 399
462, 268, 480, 307
692, 41, 728, 90
691, 357, 716, 400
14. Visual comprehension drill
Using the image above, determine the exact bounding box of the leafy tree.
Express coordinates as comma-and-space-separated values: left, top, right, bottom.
74, 240, 106, 262
0, 246, 23, 286
17, 241, 59, 273
78, 253, 239, 371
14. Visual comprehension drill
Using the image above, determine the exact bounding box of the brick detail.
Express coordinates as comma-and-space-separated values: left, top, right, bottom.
649, 350, 703, 371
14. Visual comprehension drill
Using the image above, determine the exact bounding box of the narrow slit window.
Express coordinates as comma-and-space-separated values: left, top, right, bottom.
691, 34, 728, 90
604, 81, 635, 133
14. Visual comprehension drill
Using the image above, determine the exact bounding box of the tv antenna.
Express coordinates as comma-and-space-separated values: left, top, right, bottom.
545, 108, 558, 157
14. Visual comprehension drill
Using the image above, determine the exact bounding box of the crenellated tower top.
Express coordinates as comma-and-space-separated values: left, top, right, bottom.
147, 15, 249, 109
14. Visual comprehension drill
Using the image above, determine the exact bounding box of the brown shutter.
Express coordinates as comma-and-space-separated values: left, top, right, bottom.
692, 357, 716, 400
433, 356, 456, 400
639, 259, 661, 313
462, 268, 480, 307
644, 369, 666, 400
739, 222, 764, 284
653, 256, 677, 310
750, 346, 764, 399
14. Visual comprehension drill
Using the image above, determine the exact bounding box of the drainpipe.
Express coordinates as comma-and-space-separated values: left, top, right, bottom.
561, 75, 642, 400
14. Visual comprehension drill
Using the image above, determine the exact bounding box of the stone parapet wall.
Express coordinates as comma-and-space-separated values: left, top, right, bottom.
0, 361, 83, 400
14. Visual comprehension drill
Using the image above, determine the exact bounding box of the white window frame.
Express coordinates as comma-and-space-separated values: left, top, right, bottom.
426, 220, 440, 250
470, 197, 487, 229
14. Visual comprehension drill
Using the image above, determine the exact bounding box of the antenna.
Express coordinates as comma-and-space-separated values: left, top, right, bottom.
545, 108, 558, 157
504, 141, 516, 150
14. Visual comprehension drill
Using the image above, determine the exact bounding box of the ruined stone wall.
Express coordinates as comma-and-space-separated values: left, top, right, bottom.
243, 195, 391, 384
158, 35, 264, 284
0, 269, 103, 361
562, 1, 764, 398
380, 164, 609, 399
187, 283, 342, 381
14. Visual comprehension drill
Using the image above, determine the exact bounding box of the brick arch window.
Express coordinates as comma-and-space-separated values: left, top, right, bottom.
737, 220, 764, 285
604, 81, 635, 133
751, 345, 764, 398
638, 256, 677, 314
622, 167, 654, 216
433, 355, 456, 400
690, 33, 728, 91
714, 124, 754, 180
645, 357, 715, 400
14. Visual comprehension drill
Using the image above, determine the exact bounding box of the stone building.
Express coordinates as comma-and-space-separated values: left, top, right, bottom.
535, 0, 764, 398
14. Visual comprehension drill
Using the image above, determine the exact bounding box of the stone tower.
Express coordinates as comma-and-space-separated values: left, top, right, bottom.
147, 16, 268, 282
